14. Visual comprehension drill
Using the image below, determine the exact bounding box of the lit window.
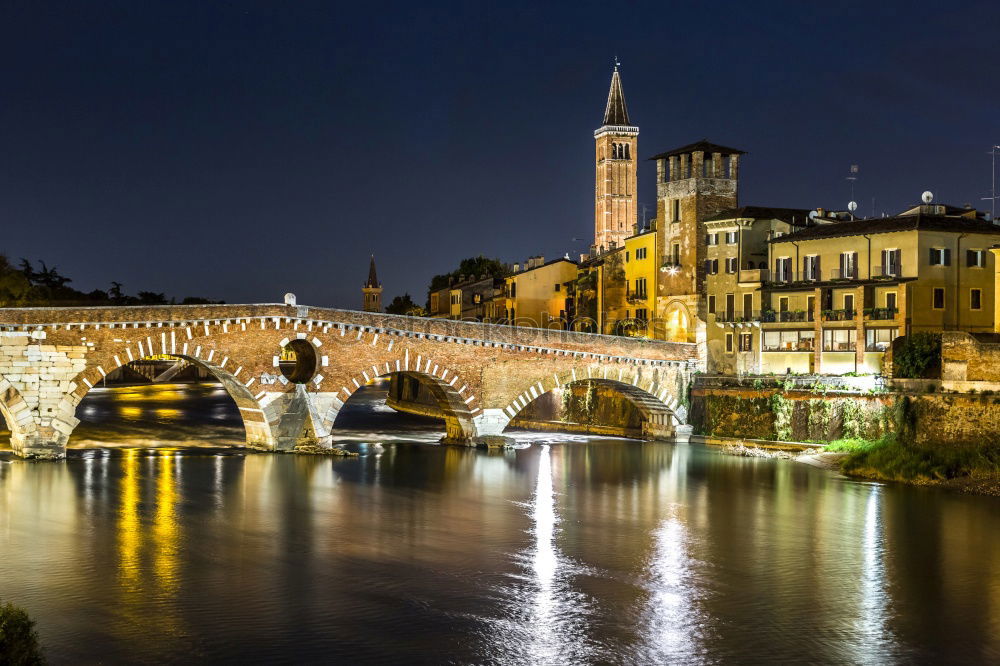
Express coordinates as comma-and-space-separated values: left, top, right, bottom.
739, 333, 753, 352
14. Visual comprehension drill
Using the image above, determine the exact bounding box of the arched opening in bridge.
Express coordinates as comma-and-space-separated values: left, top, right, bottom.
500, 378, 679, 441
69, 355, 246, 450
329, 371, 476, 445
279, 340, 318, 384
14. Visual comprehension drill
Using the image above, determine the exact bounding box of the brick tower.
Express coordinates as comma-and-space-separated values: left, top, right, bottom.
593, 64, 639, 253
650, 140, 743, 345
362, 255, 383, 313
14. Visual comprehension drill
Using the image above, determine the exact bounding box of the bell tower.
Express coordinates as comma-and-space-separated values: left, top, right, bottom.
362, 255, 383, 313
594, 63, 638, 253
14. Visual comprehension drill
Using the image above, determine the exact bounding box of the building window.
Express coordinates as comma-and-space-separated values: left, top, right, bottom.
671, 199, 680, 222
706, 233, 718, 246
967, 249, 985, 268
803, 255, 820, 281
636, 247, 647, 260
510, 283, 516, 298
886, 291, 897, 311
635, 278, 647, 297
554, 283, 561, 292
725, 231, 738, 245
881, 248, 901, 276
726, 257, 737, 273
726, 333, 733, 353
933, 287, 945, 309
708, 295, 716, 314
823, 329, 856, 352
625, 251, 629, 262
636, 308, 648, 322
929, 247, 951, 266
839, 251, 858, 279
671, 243, 680, 265
778, 297, 789, 312
843, 293, 855, 313
866, 328, 898, 351
725, 293, 735, 319
763, 330, 815, 351
775, 257, 792, 282
704, 259, 719, 275
971, 288, 982, 310
743, 293, 753, 319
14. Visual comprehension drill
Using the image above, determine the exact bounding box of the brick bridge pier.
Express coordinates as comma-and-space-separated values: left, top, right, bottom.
0, 303, 698, 459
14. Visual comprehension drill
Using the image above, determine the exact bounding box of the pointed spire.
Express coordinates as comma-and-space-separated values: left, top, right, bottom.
365, 255, 380, 288
602, 62, 631, 126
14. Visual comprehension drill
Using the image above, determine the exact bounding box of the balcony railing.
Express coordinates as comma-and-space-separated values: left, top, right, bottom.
828, 268, 859, 281
626, 293, 648, 303
738, 268, 769, 283
864, 307, 898, 320
715, 310, 761, 323
872, 265, 902, 279
822, 308, 856, 321
759, 310, 815, 323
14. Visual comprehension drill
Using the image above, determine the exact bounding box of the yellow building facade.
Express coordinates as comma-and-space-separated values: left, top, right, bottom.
708, 205, 1000, 375
504, 257, 578, 329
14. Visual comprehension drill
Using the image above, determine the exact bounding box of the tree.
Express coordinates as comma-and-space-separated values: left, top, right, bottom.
0, 256, 31, 306
136, 291, 167, 305
428, 255, 509, 292
0, 600, 44, 665
385, 293, 426, 316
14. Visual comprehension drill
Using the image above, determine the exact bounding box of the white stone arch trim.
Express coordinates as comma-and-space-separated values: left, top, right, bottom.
498, 363, 684, 429
0, 375, 39, 455
57, 348, 277, 450
323, 354, 481, 443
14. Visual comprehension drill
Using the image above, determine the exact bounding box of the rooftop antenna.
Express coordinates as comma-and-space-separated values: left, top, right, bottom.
983, 145, 1000, 222
848, 200, 858, 219
846, 164, 859, 206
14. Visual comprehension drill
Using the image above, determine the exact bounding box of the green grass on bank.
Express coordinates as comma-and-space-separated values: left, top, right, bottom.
824, 435, 1000, 482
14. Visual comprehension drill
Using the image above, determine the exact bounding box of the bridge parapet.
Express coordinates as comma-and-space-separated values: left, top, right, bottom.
0, 303, 698, 459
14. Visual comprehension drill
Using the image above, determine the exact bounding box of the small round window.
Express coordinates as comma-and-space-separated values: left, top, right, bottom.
278, 339, 318, 384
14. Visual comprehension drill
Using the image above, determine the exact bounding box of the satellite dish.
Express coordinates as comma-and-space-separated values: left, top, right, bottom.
848, 201, 858, 212
922, 191, 934, 204
284, 292, 297, 306
808, 210, 819, 220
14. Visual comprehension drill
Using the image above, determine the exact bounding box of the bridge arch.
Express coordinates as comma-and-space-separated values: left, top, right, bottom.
57, 347, 278, 451
480, 362, 687, 441
0, 377, 40, 456
324, 358, 481, 444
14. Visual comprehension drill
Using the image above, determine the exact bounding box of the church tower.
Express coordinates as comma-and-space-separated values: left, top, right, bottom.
594, 63, 639, 252
362, 255, 383, 312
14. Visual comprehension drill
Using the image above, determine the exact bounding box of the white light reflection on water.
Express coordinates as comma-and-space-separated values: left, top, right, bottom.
849, 484, 901, 662
482, 444, 597, 665
640, 504, 711, 664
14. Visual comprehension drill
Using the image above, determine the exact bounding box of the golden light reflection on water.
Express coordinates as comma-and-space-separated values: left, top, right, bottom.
115, 448, 183, 641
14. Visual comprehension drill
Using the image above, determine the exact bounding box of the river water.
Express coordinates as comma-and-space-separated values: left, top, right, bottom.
1, 381, 998, 664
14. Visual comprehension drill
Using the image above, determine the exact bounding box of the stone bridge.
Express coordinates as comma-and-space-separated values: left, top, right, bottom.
0, 303, 698, 458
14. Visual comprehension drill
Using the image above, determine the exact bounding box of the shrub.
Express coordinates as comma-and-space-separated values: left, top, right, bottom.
0, 600, 44, 665
840, 436, 1000, 481
892, 333, 942, 379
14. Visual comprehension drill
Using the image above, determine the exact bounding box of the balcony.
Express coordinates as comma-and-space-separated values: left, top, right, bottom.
660, 261, 682, 274
822, 308, 856, 321
738, 268, 769, 283
626, 292, 648, 304
872, 265, 902, 280
715, 310, 760, 323
865, 307, 898, 321
760, 310, 813, 323
828, 268, 859, 281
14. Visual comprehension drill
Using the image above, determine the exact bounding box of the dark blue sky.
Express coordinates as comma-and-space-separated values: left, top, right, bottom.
2, 1, 997, 307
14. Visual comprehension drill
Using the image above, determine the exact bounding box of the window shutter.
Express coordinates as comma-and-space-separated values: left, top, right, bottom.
704, 259, 711, 275
713, 259, 719, 274
815, 255, 821, 280
929, 248, 937, 265
893, 249, 901, 274
944, 248, 952, 266
851, 252, 858, 278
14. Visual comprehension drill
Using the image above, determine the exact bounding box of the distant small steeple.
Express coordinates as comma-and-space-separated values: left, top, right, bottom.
365, 254, 380, 289
602, 60, 631, 126
362, 255, 383, 312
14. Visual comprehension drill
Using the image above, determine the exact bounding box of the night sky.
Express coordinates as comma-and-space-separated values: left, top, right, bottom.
2, 1, 997, 308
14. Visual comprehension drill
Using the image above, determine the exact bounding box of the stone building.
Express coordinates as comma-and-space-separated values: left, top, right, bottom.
649, 140, 744, 347
427, 274, 506, 321
593, 64, 638, 253
362, 255, 382, 313
701, 207, 810, 374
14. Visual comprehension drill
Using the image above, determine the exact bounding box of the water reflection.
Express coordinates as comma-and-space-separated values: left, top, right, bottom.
0, 384, 998, 663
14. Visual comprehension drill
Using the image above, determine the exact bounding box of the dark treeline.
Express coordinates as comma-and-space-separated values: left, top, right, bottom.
0, 255, 222, 307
